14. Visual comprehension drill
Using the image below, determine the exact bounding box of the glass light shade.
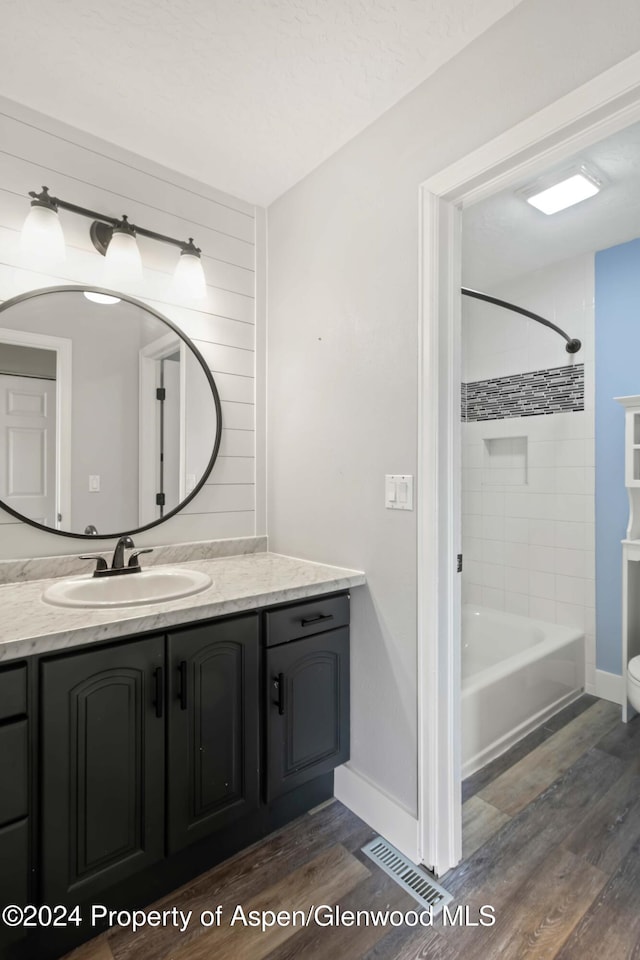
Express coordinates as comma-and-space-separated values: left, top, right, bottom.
172, 251, 207, 300
83, 291, 121, 305
20, 204, 66, 264
104, 229, 143, 284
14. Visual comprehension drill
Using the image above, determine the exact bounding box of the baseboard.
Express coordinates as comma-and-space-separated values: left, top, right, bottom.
334, 764, 420, 863
595, 669, 624, 704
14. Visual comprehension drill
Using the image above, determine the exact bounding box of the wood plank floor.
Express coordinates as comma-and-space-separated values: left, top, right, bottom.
63, 696, 640, 960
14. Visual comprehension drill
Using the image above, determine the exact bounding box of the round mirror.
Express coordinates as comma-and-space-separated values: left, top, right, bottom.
0, 286, 221, 538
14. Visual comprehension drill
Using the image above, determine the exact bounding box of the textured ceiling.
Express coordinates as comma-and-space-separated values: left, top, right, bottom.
463, 120, 640, 290
0, 0, 521, 205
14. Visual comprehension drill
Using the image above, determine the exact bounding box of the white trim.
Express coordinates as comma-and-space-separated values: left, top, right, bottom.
0, 326, 72, 530
595, 669, 624, 705
418, 50, 640, 876
334, 764, 420, 865
139, 332, 182, 526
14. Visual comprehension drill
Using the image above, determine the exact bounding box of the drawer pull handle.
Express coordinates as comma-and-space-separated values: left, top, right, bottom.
178, 660, 188, 711
154, 667, 164, 719
273, 673, 286, 715
300, 613, 334, 627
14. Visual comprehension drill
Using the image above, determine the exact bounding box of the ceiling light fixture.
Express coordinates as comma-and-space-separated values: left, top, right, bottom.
524, 168, 601, 215
21, 187, 207, 299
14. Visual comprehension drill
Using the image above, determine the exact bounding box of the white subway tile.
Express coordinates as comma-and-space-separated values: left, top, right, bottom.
465, 582, 484, 605
555, 439, 585, 467
463, 491, 483, 515
555, 521, 587, 550
528, 441, 556, 468
529, 597, 557, 622
529, 545, 556, 572
504, 592, 529, 616
483, 540, 505, 565
504, 517, 529, 543
504, 542, 529, 568
529, 519, 556, 546
481, 514, 505, 541
482, 491, 505, 516
462, 468, 483, 492
555, 574, 588, 606
528, 468, 555, 493
528, 493, 556, 520
464, 515, 483, 539
530, 570, 555, 599
482, 563, 505, 589
505, 566, 529, 594
463, 537, 483, 562
555, 601, 586, 629
482, 588, 505, 611
464, 560, 483, 586
554, 548, 586, 578
555, 467, 588, 495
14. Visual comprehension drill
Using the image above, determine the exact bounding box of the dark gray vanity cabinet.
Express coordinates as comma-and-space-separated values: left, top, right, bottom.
0, 663, 30, 952
167, 614, 260, 853
40, 636, 166, 904
264, 594, 350, 801
38, 614, 261, 905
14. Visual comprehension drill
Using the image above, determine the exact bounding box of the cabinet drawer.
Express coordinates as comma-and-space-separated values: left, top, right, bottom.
0, 664, 27, 721
0, 720, 28, 826
0, 818, 29, 908
264, 593, 349, 647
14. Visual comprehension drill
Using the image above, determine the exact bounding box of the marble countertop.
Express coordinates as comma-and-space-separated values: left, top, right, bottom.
0, 552, 366, 662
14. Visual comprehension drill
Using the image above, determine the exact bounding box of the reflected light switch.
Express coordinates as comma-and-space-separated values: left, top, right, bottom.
385, 475, 413, 510
89, 475, 100, 492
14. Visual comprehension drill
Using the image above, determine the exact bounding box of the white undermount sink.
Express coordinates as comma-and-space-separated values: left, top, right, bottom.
42, 566, 212, 608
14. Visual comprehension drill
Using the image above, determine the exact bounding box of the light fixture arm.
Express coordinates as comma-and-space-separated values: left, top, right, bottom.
28, 186, 201, 256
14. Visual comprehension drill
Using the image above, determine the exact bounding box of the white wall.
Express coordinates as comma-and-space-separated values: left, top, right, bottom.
462, 254, 596, 691
267, 0, 640, 817
0, 97, 262, 557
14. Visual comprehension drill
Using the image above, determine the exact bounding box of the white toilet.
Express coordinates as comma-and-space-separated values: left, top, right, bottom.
628, 656, 640, 712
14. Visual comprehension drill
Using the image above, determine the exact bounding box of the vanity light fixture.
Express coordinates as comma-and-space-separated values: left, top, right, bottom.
21, 187, 207, 299
20, 186, 66, 264
523, 166, 601, 215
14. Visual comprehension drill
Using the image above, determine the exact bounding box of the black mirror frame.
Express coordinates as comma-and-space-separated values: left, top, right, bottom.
0, 285, 223, 540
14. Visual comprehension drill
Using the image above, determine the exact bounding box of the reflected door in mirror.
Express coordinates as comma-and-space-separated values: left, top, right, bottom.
0, 288, 221, 538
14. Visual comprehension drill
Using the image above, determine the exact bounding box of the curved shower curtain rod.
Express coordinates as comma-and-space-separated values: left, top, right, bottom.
461, 287, 582, 354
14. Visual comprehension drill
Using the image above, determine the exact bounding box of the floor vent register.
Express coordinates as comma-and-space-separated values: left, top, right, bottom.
361, 837, 453, 915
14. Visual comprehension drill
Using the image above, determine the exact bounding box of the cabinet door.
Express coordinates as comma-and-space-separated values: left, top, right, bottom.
40, 636, 165, 904
167, 615, 259, 854
266, 628, 349, 801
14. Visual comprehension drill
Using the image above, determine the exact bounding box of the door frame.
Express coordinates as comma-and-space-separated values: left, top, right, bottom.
139, 332, 187, 525
0, 326, 72, 530
417, 50, 640, 875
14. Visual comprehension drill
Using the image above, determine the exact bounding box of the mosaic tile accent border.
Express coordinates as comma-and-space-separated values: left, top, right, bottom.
462, 364, 584, 422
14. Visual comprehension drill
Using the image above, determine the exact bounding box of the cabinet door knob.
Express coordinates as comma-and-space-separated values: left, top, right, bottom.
273, 673, 286, 715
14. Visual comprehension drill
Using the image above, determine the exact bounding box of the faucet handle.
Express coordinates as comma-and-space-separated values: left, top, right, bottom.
128, 548, 153, 569
79, 555, 108, 574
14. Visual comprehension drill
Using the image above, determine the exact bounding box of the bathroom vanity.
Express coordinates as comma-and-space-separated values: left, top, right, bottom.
0, 551, 364, 960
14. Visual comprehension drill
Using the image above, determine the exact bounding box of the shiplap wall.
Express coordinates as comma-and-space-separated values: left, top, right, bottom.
0, 97, 261, 559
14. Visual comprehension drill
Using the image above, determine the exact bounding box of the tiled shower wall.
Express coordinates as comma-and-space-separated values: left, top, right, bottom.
461, 253, 596, 692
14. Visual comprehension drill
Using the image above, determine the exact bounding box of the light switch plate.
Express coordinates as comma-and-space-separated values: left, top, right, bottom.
89, 475, 100, 492
385, 474, 414, 510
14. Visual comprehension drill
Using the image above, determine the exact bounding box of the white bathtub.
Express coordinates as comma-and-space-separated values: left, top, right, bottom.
462, 604, 585, 778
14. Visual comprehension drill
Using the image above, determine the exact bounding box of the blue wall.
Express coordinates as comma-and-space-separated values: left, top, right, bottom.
595, 237, 640, 676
